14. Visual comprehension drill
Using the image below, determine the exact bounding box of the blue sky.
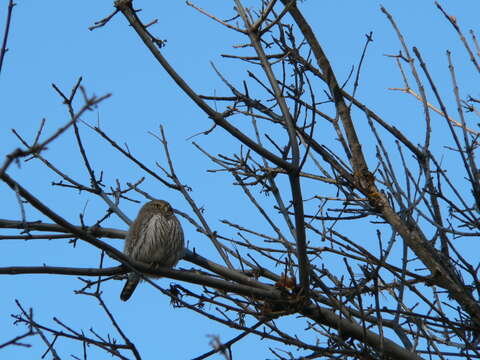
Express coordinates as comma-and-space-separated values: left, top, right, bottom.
1, 1, 479, 359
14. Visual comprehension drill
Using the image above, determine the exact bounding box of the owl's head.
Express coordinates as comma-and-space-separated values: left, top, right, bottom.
141, 200, 174, 216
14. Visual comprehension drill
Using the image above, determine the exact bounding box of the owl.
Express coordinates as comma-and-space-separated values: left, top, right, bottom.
120, 200, 185, 301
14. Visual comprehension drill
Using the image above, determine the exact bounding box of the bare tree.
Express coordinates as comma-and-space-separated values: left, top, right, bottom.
1, 1, 480, 359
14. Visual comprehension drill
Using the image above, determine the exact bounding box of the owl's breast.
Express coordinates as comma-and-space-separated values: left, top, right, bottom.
136, 214, 184, 267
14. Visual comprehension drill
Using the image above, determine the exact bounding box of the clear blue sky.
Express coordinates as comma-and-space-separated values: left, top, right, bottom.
1, 1, 478, 359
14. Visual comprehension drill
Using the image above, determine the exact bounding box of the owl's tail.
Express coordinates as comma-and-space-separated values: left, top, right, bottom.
120, 273, 140, 301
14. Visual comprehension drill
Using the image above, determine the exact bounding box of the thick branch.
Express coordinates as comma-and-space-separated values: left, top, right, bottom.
301, 304, 423, 360
282, 0, 480, 329
234, 0, 309, 291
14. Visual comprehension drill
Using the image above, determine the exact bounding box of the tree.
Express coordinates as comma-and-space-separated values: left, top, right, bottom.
1, 0, 479, 359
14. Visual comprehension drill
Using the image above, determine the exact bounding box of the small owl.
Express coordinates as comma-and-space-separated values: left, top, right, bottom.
120, 200, 185, 301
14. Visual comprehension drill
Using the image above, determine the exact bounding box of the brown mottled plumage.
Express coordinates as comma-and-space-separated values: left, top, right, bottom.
120, 200, 185, 301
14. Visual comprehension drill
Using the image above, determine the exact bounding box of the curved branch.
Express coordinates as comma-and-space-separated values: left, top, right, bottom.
114, 0, 293, 172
